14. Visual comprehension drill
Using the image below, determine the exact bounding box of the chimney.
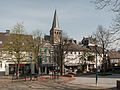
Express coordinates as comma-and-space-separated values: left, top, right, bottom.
6, 30, 10, 34
74, 40, 77, 44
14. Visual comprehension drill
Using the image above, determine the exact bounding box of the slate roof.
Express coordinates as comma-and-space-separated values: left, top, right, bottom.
88, 46, 105, 54
0, 32, 9, 48
0, 31, 33, 48
63, 43, 90, 52
108, 51, 120, 59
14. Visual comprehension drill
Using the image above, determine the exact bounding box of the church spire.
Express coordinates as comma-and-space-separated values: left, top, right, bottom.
52, 9, 60, 29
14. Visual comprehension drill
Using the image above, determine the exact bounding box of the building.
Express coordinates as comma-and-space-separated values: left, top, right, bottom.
0, 30, 34, 75
81, 36, 99, 47
108, 51, 120, 71
63, 40, 103, 73
38, 41, 56, 75
50, 9, 62, 45
44, 10, 62, 46
1, 10, 120, 76
38, 10, 62, 75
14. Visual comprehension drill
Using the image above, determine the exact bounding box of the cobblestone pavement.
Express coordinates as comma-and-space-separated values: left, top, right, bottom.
0, 80, 88, 90
0, 76, 108, 90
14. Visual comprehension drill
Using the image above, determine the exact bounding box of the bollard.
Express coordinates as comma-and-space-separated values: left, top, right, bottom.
117, 80, 120, 89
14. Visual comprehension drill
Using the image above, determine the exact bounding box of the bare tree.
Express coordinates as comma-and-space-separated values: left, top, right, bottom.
31, 29, 43, 75
55, 32, 69, 75
93, 25, 112, 72
4, 22, 32, 78
93, 0, 120, 49
93, 0, 120, 12
78, 51, 94, 73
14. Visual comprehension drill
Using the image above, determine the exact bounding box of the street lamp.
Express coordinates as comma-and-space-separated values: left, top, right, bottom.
95, 45, 98, 85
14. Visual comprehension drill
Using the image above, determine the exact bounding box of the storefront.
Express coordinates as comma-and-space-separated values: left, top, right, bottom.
9, 64, 31, 76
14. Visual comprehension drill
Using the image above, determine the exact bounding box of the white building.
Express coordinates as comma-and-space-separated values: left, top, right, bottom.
63, 41, 103, 73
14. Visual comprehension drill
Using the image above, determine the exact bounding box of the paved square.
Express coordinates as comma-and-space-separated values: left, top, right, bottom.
69, 73, 120, 89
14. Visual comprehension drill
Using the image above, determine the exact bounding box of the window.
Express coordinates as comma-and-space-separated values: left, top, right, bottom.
49, 57, 51, 63
79, 52, 80, 54
53, 49, 55, 54
45, 57, 47, 62
22, 43, 24, 45
88, 56, 95, 61
44, 48, 47, 54
0, 41, 2, 44
71, 52, 72, 54
49, 49, 51, 54
54, 56, 56, 62
10, 42, 12, 44
40, 48, 42, 54
40, 56, 42, 63
74, 52, 76, 54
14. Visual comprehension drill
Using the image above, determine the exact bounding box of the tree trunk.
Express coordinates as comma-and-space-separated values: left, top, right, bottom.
17, 63, 20, 78
60, 59, 64, 76
102, 43, 106, 73
38, 66, 41, 75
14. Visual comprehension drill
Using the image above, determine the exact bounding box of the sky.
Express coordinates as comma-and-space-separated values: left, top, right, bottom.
0, 0, 114, 41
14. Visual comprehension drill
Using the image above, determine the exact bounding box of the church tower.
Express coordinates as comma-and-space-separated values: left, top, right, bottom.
50, 10, 62, 45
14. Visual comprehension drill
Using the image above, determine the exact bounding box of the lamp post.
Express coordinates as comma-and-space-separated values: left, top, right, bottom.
30, 53, 32, 81
95, 45, 98, 85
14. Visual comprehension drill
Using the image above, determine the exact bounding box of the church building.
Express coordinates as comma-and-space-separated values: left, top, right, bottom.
44, 9, 62, 45
38, 10, 62, 75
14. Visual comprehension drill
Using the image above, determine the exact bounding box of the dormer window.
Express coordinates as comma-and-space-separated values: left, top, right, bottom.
22, 43, 24, 45
10, 42, 13, 44
74, 52, 76, 54
0, 41, 2, 44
